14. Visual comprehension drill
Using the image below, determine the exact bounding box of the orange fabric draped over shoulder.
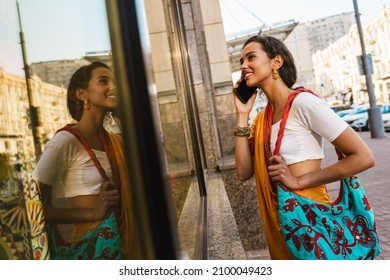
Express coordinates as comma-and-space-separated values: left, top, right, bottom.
107, 132, 140, 259
250, 107, 294, 260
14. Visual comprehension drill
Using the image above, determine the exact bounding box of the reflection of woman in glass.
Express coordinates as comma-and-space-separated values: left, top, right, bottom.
33, 62, 133, 259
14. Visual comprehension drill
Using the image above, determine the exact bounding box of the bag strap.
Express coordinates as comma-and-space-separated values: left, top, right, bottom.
272, 88, 317, 156
57, 125, 109, 182
271, 89, 345, 161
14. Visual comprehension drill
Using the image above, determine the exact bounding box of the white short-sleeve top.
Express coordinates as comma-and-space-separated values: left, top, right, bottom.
270, 92, 348, 165
32, 131, 113, 198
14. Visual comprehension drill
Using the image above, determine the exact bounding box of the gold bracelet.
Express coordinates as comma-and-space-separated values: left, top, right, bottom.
233, 126, 250, 137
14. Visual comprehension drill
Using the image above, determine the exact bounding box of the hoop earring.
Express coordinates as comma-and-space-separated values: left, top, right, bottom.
272, 69, 279, 80
83, 99, 90, 110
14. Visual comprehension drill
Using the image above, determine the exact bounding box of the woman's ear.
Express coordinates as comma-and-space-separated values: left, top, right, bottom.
75, 88, 86, 101
273, 54, 284, 69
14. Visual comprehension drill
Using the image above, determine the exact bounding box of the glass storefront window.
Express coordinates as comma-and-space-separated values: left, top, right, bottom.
1, 0, 208, 260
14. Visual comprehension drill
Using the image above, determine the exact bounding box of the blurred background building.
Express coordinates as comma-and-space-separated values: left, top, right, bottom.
313, 7, 390, 106
285, 12, 355, 90
0, 69, 70, 162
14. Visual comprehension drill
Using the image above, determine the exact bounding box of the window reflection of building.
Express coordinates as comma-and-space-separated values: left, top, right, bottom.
29, 53, 114, 89
0, 68, 71, 162
84, 51, 114, 70
30, 59, 90, 88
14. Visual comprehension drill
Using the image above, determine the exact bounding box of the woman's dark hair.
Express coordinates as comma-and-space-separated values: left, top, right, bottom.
67, 61, 111, 121
243, 35, 297, 88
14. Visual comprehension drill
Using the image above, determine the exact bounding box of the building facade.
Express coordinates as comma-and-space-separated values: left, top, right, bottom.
30, 59, 90, 88
284, 12, 355, 90
312, 7, 390, 105
307, 12, 355, 52
0, 69, 70, 162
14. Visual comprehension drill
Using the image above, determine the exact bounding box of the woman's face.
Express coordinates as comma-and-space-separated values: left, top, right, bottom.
85, 67, 117, 111
240, 42, 274, 88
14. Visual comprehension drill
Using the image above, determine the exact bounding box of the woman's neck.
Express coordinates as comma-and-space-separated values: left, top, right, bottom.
263, 84, 292, 112
76, 111, 106, 139
262, 84, 292, 124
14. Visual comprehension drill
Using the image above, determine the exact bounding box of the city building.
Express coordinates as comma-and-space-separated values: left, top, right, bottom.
284, 12, 355, 89
312, 7, 390, 105
0, 68, 70, 162
29, 59, 90, 88
29, 52, 113, 89
83, 50, 114, 69
307, 12, 355, 52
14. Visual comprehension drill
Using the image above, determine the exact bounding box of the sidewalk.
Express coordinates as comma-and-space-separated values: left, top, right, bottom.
248, 131, 390, 260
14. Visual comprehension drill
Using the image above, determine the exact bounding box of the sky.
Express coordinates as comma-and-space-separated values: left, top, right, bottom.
0, 0, 110, 75
220, 0, 390, 35
0, 0, 389, 76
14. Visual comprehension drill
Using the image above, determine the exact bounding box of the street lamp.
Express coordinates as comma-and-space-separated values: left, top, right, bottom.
16, 0, 43, 158
353, 0, 385, 138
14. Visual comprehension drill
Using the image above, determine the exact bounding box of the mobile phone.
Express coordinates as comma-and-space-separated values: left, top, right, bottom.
234, 79, 257, 104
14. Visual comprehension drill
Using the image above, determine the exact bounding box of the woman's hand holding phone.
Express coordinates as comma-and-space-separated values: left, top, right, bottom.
234, 78, 257, 104
232, 77, 257, 115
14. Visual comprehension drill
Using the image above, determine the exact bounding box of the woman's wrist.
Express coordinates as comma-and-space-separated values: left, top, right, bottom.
233, 126, 250, 137
292, 175, 306, 190
236, 113, 250, 127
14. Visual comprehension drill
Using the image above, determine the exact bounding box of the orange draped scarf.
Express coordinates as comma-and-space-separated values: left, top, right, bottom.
107, 132, 135, 259
250, 107, 294, 259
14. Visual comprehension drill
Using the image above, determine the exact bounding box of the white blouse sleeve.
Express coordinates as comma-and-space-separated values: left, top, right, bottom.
293, 92, 349, 142
32, 131, 74, 186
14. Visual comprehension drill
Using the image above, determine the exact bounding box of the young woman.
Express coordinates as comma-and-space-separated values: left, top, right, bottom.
233, 36, 375, 259
33, 62, 133, 259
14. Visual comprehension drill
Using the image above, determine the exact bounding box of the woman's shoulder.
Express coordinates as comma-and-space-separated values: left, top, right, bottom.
45, 130, 82, 152
292, 91, 328, 112
52, 130, 79, 143
294, 91, 322, 104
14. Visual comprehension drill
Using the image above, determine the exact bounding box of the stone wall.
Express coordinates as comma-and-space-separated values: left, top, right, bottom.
220, 168, 267, 252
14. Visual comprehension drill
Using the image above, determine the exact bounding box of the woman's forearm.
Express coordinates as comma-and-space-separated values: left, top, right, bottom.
297, 151, 374, 189
235, 137, 254, 180
296, 127, 375, 189
235, 112, 254, 181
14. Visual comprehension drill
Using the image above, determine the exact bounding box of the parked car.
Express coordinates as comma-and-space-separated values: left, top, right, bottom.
336, 109, 353, 118
342, 104, 370, 131
383, 116, 390, 131
343, 103, 390, 132
381, 104, 390, 132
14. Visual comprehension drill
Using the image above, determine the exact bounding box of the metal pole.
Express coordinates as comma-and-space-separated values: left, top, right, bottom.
16, 0, 42, 157
353, 0, 385, 138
